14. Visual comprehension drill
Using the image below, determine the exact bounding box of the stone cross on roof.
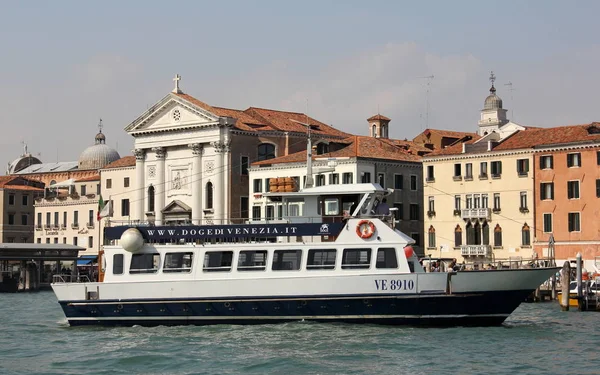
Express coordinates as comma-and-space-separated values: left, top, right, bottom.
173, 74, 182, 93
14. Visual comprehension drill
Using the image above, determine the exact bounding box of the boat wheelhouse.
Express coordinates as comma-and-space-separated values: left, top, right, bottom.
52, 183, 559, 327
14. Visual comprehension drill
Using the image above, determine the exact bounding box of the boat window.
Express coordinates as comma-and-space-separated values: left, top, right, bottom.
342, 248, 371, 269
376, 248, 398, 269
272, 250, 302, 271
307, 249, 336, 270
113, 254, 124, 275
323, 198, 340, 216
164, 252, 193, 273
238, 250, 267, 271
203, 251, 233, 272
130, 253, 160, 274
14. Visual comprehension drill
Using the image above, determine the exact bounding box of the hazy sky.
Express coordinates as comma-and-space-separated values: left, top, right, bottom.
1, 1, 599, 167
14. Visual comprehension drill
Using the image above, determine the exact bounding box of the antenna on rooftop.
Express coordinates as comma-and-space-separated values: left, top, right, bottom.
504, 81, 515, 120
289, 99, 314, 189
419, 75, 434, 130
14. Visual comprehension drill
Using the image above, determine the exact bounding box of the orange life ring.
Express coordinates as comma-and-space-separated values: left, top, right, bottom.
356, 220, 376, 239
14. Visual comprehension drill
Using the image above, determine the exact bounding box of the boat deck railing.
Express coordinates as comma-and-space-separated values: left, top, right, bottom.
52, 274, 91, 284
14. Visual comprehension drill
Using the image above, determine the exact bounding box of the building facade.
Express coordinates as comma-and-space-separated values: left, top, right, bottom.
0, 177, 44, 243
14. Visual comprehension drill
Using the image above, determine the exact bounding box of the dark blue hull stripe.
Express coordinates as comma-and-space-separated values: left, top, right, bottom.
59, 290, 533, 327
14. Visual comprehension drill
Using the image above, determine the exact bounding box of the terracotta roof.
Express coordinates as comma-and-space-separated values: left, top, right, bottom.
417, 128, 479, 139
387, 139, 433, 155
424, 136, 480, 157
173, 92, 349, 138
252, 135, 421, 166
102, 156, 136, 169
1, 185, 43, 191
367, 114, 391, 121
76, 175, 100, 182
0, 176, 17, 187
0, 176, 43, 191
494, 123, 600, 150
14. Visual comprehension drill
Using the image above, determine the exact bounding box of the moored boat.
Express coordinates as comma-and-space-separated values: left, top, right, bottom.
51, 182, 559, 327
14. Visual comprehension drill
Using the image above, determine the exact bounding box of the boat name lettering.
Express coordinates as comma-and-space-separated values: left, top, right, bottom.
146, 226, 299, 237
374, 279, 415, 291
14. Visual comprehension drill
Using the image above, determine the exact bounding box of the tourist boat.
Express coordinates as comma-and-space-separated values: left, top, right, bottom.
51, 181, 559, 327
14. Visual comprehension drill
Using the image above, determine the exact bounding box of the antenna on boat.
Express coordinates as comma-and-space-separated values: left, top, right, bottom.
289, 99, 313, 189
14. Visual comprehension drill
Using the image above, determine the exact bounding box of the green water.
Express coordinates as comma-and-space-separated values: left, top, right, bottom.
0, 291, 598, 375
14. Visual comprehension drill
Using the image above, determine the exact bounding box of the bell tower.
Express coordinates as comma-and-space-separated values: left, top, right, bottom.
367, 114, 391, 139
478, 71, 509, 136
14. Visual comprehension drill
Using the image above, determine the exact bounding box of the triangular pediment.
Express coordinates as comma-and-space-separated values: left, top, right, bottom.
125, 93, 221, 134
162, 199, 192, 214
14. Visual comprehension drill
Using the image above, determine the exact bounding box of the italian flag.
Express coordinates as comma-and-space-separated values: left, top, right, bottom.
97, 195, 111, 221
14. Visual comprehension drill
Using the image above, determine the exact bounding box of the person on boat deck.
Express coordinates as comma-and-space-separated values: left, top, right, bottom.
348, 201, 358, 217
376, 198, 390, 216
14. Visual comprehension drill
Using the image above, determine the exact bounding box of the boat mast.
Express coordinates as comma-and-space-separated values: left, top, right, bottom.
290, 103, 313, 189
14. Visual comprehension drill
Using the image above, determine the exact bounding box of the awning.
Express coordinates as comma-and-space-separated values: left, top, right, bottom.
76, 255, 98, 266
50, 178, 76, 188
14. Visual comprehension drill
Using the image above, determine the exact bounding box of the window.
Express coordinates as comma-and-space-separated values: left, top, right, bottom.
522, 223, 531, 246
597, 151, 600, 165
568, 212, 581, 232
493, 193, 501, 211
73, 211, 79, 226
316, 174, 325, 187
113, 254, 124, 275
410, 233, 420, 247
253, 179, 262, 193
453, 164, 462, 179
46, 238, 50, 244
21, 214, 27, 226
106, 179, 112, 189
8, 214, 14, 225
88, 210, 94, 226
393, 203, 403, 220
164, 252, 193, 273
341, 248, 371, 269
96, 183, 100, 195
465, 163, 473, 179
22, 195, 28, 206
410, 175, 417, 191
466, 194, 473, 209
37, 212, 41, 226
394, 174, 403, 189
428, 226, 436, 248
240, 197, 249, 219
203, 251, 233, 272
257, 143, 275, 161
88, 236, 93, 248
62, 237, 66, 244
81, 185, 87, 196
322, 197, 340, 216
205, 182, 213, 209
454, 225, 462, 247
53, 212, 59, 226
494, 224, 502, 247
479, 162, 488, 178
124, 177, 130, 188
361, 172, 371, 183
376, 248, 398, 269
37, 238, 41, 244
567, 180, 580, 199
426, 165, 434, 182
329, 173, 339, 185
46, 212, 51, 225
409, 204, 419, 220
378, 173, 385, 188
540, 155, 553, 169
567, 153, 581, 168
520, 192, 528, 211
148, 185, 155, 212
481, 194, 489, 208
316, 142, 329, 155
272, 250, 302, 271
543, 213, 553, 233
307, 249, 337, 270
540, 182, 554, 200
8, 194, 14, 205
454, 195, 461, 211
54, 238, 58, 244
597, 179, 600, 198
491, 161, 502, 177
372, 124, 376, 137
240, 156, 249, 175
63, 212, 67, 227
516, 159, 529, 176
428, 196, 435, 214
473, 194, 481, 208
130, 253, 160, 274
238, 250, 267, 271
252, 206, 261, 220
342, 173, 353, 184
121, 199, 130, 216
73, 237, 78, 246
265, 205, 275, 220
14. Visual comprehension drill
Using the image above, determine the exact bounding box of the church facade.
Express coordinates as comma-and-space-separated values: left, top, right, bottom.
125, 76, 349, 226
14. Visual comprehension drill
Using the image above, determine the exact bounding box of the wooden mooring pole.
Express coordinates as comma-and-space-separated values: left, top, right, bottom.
560, 261, 570, 311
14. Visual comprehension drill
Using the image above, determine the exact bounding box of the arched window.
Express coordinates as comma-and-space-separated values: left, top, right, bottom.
147, 185, 155, 212
257, 143, 275, 161
316, 142, 329, 155
473, 222, 482, 245
428, 225, 436, 248
494, 224, 502, 247
522, 223, 531, 246
381, 124, 387, 138
50, 180, 56, 186
205, 182, 213, 209
372, 124, 377, 137
454, 224, 462, 247
482, 222, 490, 245
466, 222, 474, 245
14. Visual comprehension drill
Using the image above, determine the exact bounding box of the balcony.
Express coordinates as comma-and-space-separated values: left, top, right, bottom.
461, 208, 491, 220
71, 223, 79, 230
87, 222, 95, 229
461, 245, 492, 257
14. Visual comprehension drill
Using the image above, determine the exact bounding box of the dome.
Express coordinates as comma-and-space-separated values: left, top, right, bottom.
78, 131, 120, 170
484, 86, 503, 110
7, 154, 42, 174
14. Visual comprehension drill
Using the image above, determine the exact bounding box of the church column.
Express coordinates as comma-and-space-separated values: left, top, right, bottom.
134, 149, 145, 223
211, 141, 224, 224
189, 143, 203, 225
153, 147, 166, 226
